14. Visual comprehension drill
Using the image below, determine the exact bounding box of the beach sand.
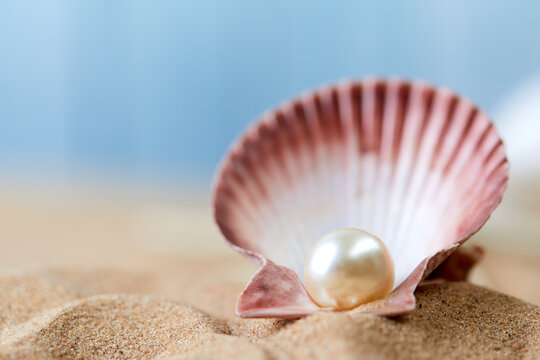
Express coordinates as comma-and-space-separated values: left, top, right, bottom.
0, 254, 538, 359
0, 185, 538, 359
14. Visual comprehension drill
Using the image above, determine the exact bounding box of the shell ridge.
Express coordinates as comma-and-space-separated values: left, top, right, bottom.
384, 83, 424, 255
403, 99, 476, 256
427, 111, 492, 251
348, 83, 364, 228
376, 81, 400, 243
281, 104, 318, 268
259, 114, 301, 269
337, 82, 357, 227
359, 81, 377, 233
441, 106, 479, 175
392, 90, 457, 283
380, 81, 410, 247
293, 100, 322, 257
274, 110, 306, 266
386, 85, 434, 255
372, 81, 392, 238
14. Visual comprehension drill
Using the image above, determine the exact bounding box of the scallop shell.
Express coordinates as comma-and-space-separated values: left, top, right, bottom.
213, 78, 508, 318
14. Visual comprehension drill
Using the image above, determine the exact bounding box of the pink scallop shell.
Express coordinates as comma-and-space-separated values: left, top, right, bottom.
212, 79, 509, 318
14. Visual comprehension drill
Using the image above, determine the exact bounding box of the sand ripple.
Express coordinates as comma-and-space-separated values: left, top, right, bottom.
0, 273, 538, 360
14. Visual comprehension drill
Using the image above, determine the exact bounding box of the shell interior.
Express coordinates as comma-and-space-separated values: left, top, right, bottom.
214, 79, 508, 312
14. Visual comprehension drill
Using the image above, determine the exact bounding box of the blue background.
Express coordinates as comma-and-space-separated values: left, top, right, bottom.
1, 1, 539, 186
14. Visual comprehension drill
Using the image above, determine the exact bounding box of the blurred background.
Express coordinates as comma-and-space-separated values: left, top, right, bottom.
0, 1, 538, 303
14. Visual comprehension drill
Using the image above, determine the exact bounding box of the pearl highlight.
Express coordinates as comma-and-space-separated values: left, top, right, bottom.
304, 228, 394, 310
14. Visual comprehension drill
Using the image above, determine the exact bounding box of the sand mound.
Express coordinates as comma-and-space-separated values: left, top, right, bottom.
0, 275, 78, 332
0, 269, 538, 360
2, 295, 232, 359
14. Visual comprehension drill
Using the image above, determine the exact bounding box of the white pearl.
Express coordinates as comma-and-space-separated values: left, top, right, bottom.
304, 228, 394, 310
